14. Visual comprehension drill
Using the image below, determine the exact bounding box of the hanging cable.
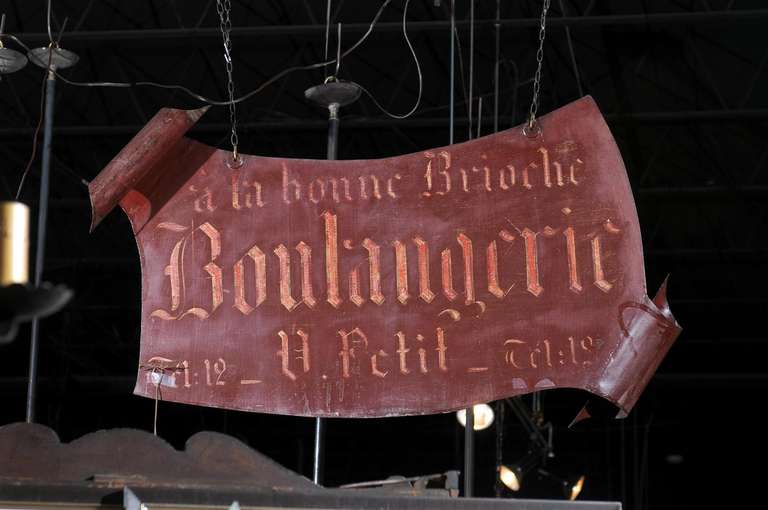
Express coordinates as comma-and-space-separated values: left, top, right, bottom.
356, 0, 422, 119
14, 0, 64, 200
448, 0, 455, 144
523, 0, 550, 138
45, 0, 54, 44
467, 0, 474, 139
558, 0, 583, 97
493, 0, 501, 134
14, 69, 48, 200
331, 22, 342, 79
324, 0, 332, 75
0, 0, 393, 107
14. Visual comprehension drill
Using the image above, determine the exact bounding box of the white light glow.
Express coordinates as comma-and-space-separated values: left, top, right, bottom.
456, 403, 495, 431
499, 465, 521, 491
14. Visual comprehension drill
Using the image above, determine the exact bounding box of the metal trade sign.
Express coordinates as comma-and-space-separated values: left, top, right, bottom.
88, 96, 680, 418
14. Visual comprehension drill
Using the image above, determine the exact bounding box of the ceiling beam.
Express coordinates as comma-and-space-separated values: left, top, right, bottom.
13, 10, 768, 47
0, 110, 766, 139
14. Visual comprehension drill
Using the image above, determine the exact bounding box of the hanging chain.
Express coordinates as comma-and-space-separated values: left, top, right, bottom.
216, 0, 240, 163
524, 0, 550, 137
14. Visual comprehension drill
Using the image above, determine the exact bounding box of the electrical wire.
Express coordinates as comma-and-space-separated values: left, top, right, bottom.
15, 70, 48, 200
0, 0, 395, 108
355, 0, 423, 119
4, 0, 424, 200
11, 9, 69, 200
2, 0, 423, 120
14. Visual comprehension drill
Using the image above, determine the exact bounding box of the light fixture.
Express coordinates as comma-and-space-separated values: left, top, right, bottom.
567, 475, 585, 501
499, 464, 522, 492
26, 1, 79, 72
536, 468, 586, 501
456, 403, 495, 431
27, 44, 79, 70
0, 14, 28, 75
0, 201, 72, 343
0, 201, 29, 286
498, 449, 543, 491
0, 44, 28, 74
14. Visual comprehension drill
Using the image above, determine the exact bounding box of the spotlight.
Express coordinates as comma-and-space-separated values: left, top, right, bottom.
567, 475, 585, 501
498, 449, 543, 491
456, 403, 494, 431
499, 465, 522, 492
537, 469, 586, 501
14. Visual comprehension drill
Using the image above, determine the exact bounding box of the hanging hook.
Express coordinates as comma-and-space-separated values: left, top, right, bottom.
46, 16, 68, 53
522, 113, 541, 138
228, 145, 243, 169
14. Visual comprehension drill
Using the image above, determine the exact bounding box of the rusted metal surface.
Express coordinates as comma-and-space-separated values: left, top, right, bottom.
88, 106, 209, 232
89, 96, 680, 418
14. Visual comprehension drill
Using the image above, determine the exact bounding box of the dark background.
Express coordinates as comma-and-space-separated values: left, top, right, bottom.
1, 1, 766, 508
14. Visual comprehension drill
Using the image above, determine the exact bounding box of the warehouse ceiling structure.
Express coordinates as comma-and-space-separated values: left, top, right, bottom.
0, 1, 766, 508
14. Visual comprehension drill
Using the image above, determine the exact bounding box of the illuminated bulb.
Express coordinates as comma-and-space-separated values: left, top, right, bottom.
499, 465, 521, 491
0, 201, 29, 285
569, 475, 585, 501
456, 403, 495, 431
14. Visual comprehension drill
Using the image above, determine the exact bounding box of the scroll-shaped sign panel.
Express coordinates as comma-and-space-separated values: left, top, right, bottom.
89, 96, 680, 418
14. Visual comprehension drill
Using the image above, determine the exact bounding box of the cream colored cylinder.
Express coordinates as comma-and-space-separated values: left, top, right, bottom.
0, 201, 30, 286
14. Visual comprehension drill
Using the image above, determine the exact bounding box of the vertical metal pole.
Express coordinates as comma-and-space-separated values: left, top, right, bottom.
327, 103, 339, 160
447, 2, 474, 493
493, 0, 501, 134
494, 400, 505, 497
313, 101, 340, 485
463, 0, 476, 498
313, 415, 325, 484
449, 0, 455, 145
467, 0, 475, 140
26, 70, 56, 423
464, 406, 474, 496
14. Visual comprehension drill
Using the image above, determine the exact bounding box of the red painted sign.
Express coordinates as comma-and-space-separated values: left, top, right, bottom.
89, 96, 680, 418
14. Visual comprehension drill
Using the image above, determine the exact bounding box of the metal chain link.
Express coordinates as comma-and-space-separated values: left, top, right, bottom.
524, 0, 550, 137
216, 0, 240, 163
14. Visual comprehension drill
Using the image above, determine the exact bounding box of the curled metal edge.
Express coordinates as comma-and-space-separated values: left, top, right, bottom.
88, 106, 209, 232
593, 276, 682, 418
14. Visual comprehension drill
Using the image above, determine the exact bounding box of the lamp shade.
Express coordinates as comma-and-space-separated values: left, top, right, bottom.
0, 47, 27, 74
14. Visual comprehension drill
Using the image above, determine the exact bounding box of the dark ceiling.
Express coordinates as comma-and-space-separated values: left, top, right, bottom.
1, 1, 767, 508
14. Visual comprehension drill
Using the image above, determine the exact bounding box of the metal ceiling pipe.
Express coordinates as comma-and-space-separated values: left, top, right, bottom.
17, 10, 768, 46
